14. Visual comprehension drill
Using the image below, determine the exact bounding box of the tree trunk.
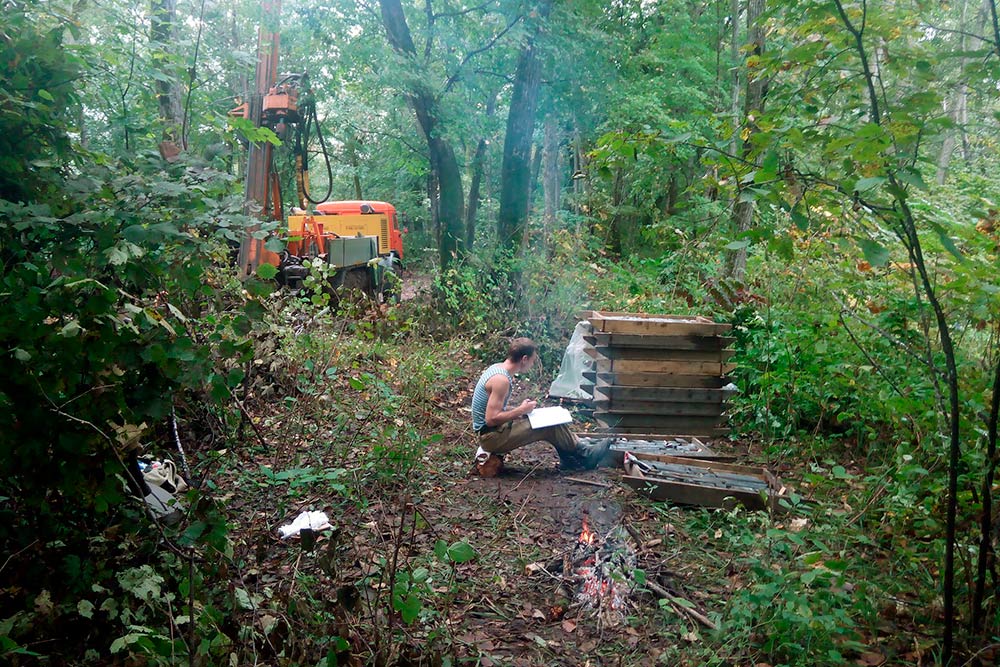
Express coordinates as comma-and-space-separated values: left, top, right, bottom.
935, 0, 978, 185
497, 0, 552, 253
973, 337, 1000, 631
728, 0, 741, 156
571, 122, 587, 223
542, 114, 560, 238
347, 136, 363, 200
725, 0, 766, 282
150, 0, 183, 145
379, 0, 465, 269
465, 92, 497, 250
527, 140, 543, 218
465, 138, 486, 250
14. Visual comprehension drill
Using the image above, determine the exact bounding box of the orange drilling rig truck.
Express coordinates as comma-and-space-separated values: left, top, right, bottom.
234, 0, 403, 301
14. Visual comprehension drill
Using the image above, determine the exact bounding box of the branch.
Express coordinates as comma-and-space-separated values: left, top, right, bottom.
433, 1, 490, 20
831, 292, 939, 378
443, 14, 523, 94
920, 21, 995, 46
832, 0, 881, 124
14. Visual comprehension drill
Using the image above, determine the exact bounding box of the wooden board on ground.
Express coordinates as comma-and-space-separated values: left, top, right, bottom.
586, 333, 736, 351
622, 453, 788, 511
591, 435, 735, 463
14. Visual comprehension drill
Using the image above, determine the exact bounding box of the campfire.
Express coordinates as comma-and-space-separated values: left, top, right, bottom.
568, 514, 636, 625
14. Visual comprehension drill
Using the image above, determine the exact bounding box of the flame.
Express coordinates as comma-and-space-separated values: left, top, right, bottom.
578, 516, 598, 546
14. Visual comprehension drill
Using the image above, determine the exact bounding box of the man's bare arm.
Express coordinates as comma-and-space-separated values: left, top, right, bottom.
484, 374, 536, 427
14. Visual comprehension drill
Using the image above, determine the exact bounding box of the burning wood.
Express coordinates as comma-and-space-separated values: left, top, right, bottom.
567, 514, 637, 626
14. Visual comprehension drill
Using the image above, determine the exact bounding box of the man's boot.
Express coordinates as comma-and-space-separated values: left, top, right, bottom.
581, 437, 616, 469
558, 449, 588, 471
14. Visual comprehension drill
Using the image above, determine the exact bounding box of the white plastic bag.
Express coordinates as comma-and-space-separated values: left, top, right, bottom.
278, 511, 332, 539
548, 321, 594, 400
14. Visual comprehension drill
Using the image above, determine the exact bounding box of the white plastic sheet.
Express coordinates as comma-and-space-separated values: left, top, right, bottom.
548, 321, 594, 400
278, 511, 332, 539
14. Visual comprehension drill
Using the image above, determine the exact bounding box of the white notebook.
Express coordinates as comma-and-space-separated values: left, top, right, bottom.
527, 406, 573, 429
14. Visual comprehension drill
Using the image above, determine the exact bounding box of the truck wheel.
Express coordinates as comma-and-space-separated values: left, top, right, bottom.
341, 266, 375, 297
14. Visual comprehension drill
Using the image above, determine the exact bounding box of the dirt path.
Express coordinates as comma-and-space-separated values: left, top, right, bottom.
386, 360, 728, 666
237, 286, 737, 666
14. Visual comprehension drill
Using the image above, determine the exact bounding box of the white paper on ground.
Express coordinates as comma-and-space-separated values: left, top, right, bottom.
278, 510, 332, 539
527, 406, 573, 429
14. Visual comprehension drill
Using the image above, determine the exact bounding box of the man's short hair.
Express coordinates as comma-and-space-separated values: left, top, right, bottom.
507, 337, 536, 363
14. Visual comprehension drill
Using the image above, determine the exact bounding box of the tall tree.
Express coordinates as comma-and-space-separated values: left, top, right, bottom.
378, 0, 466, 269
496, 0, 553, 253
542, 113, 560, 238
466, 92, 498, 250
150, 0, 184, 153
725, 0, 767, 281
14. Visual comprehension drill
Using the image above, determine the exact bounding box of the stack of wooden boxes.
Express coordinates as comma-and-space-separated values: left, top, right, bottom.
580, 311, 735, 437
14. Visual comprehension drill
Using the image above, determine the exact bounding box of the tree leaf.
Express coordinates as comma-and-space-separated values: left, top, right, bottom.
446, 541, 476, 563
896, 168, 927, 191
393, 592, 422, 624
854, 176, 885, 191
256, 263, 278, 280
860, 239, 890, 267
929, 222, 964, 261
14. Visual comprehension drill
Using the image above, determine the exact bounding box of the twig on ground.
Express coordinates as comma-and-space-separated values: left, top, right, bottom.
645, 579, 717, 629
623, 522, 644, 546
564, 476, 611, 489
0, 539, 38, 577
507, 461, 546, 495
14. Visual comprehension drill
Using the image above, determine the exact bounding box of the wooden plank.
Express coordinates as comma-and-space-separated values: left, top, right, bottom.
601, 425, 732, 436
622, 474, 766, 510
596, 414, 727, 430
592, 386, 731, 403
599, 372, 729, 388
596, 359, 736, 375
591, 319, 731, 336
579, 310, 705, 321
588, 333, 736, 350
585, 311, 732, 335
593, 347, 737, 362
592, 400, 727, 416
598, 435, 736, 463
623, 453, 789, 511
628, 452, 763, 475
577, 431, 708, 445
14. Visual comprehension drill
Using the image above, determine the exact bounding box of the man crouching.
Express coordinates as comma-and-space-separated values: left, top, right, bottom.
471, 337, 606, 477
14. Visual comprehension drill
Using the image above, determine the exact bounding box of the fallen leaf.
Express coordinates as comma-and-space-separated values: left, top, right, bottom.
856, 651, 885, 666
531, 608, 546, 620
562, 619, 577, 633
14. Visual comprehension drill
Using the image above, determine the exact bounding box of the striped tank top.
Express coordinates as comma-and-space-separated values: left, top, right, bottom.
471, 363, 514, 432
